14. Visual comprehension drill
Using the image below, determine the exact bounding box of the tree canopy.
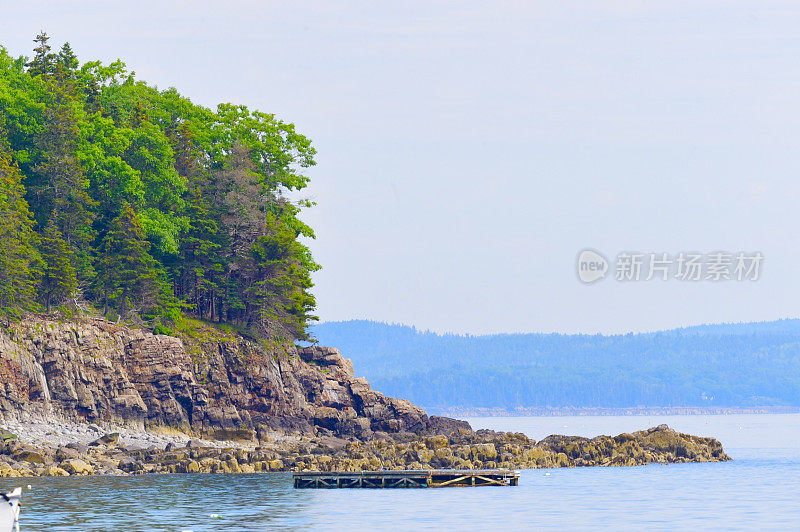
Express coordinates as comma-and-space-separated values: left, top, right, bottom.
0, 32, 319, 340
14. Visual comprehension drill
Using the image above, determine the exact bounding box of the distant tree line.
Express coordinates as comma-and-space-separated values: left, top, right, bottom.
311, 320, 800, 409
0, 33, 318, 339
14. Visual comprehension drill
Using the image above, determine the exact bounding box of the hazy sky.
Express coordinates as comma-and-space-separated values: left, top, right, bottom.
3, 1, 800, 334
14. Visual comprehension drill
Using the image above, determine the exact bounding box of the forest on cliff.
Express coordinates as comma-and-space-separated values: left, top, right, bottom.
0, 34, 318, 340
312, 319, 800, 410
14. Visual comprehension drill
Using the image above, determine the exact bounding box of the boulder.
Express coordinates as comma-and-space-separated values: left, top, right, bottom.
13, 449, 46, 464
424, 434, 450, 450
65, 442, 89, 454
61, 458, 94, 475
470, 443, 498, 462
338, 417, 372, 438
428, 416, 472, 435
297, 346, 355, 377
55, 447, 81, 461
45, 466, 70, 476
0, 464, 21, 478
90, 433, 120, 446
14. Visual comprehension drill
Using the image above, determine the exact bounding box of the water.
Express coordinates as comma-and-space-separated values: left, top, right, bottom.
3, 414, 799, 530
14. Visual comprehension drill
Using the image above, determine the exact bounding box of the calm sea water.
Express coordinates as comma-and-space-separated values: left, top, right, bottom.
4, 414, 799, 531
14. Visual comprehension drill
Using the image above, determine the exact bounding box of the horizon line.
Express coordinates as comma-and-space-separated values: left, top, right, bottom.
311, 316, 800, 338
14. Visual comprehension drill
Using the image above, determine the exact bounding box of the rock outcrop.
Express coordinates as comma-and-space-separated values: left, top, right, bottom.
0, 316, 732, 477
0, 317, 427, 439
0, 424, 730, 478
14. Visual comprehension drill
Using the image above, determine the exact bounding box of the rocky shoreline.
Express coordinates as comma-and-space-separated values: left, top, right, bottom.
0, 315, 731, 478
0, 420, 729, 478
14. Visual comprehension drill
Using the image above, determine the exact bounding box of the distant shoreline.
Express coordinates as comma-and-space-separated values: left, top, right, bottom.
313, 320, 800, 412
428, 406, 800, 417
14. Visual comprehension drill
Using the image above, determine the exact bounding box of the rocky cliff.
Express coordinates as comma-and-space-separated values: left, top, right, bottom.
0, 316, 434, 439
0, 316, 733, 478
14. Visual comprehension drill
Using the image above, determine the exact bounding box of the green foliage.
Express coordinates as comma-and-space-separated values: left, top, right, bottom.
57, 43, 79, 75
95, 204, 159, 318
152, 324, 175, 336
125, 121, 186, 211
0, 136, 39, 324
0, 35, 319, 340
78, 113, 144, 217
0, 47, 45, 162
247, 211, 319, 340
26, 52, 96, 279
26, 32, 57, 78
38, 221, 78, 311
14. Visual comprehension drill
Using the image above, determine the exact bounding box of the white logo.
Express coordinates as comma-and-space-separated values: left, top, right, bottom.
577, 249, 608, 284
576, 249, 763, 284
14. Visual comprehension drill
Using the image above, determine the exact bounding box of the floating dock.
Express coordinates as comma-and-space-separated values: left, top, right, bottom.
293, 469, 520, 489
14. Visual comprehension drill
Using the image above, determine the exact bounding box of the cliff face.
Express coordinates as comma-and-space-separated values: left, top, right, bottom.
0, 317, 429, 439
0, 317, 734, 478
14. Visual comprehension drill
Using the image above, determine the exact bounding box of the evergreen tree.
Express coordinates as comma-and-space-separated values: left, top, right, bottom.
95, 204, 158, 319
27, 63, 96, 279
81, 73, 102, 115
0, 139, 39, 324
38, 221, 77, 311
2, 33, 320, 338
56, 42, 79, 80
175, 188, 222, 320
57, 42, 78, 71
246, 210, 318, 340
26, 31, 57, 78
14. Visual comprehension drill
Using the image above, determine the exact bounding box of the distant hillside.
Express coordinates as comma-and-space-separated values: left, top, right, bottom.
309, 319, 800, 411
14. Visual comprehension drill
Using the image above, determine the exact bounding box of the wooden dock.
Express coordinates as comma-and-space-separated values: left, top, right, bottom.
293, 469, 520, 489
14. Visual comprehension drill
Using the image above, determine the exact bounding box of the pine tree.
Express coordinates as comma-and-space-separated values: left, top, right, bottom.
176, 188, 222, 320
26, 31, 57, 78
56, 42, 79, 81
3, 34, 322, 338
57, 42, 78, 72
82, 75, 102, 115
0, 140, 39, 324
38, 221, 77, 312
246, 210, 318, 340
96, 204, 158, 318
27, 62, 96, 279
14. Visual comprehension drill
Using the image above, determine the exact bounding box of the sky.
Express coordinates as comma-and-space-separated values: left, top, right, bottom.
2, 1, 800, 334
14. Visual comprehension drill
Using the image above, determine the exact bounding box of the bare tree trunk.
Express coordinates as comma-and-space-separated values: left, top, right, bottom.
210, 291, 216, 322
120, 286, 128, 319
